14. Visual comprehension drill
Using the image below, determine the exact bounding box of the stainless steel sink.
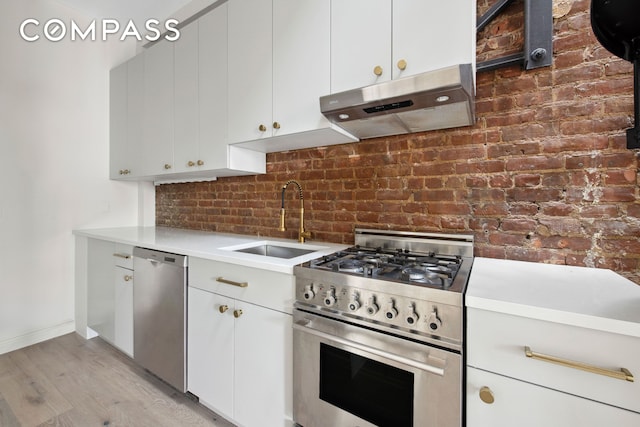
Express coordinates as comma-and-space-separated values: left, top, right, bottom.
233, 244, 316, 259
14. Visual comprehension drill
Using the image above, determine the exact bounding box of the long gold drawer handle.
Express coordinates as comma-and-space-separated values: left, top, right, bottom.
216, 277, 248, 288
524, 346, 634, 382
113, 253, 131, 259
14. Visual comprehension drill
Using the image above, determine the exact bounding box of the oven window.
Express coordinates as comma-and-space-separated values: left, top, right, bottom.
319, 343, 413, 427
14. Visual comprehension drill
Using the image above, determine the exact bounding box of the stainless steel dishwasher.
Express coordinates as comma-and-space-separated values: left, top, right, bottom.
132, 247, 188, 392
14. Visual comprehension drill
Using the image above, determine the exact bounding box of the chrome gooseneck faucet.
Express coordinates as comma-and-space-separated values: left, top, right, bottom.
279, 180, 312, 243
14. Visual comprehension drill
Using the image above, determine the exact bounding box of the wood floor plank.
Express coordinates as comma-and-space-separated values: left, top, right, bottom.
1, 349, 74, 427
0, 393, 21, 427
0, 333, 235, 427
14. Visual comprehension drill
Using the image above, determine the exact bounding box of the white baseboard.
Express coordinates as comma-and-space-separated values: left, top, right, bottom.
0, 320, 76, 355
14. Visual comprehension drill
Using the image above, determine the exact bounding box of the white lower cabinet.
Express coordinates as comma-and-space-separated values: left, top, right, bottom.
467, 367, 640, 427
188, 260, 294, 427
87, 239, 134, 356
113, 265, 134, 357
467, 307, 640, 426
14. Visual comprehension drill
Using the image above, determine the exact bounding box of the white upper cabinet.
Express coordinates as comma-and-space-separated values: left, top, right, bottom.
392, 0, 476, 80
173, 21, 200, 174
141, 40, 175, 177
331, 0, 476, 92
109, 3, 265, 182
110, 54, 144, 180
271, 0, 331, 137
198, 4, 229, 171
109, 62, 130, 179
331, 0, 392, 93
229, 0, 358, 152
227, 0, 273, 145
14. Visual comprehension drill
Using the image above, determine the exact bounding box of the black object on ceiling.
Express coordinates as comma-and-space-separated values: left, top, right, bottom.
591, 0, 640, 149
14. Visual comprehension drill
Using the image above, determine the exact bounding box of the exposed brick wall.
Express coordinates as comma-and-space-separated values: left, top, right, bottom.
156, 0, 640, 284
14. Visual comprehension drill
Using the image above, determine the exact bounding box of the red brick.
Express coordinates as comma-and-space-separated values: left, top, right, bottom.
505, 156, 564, 171
501, 218, 537, 232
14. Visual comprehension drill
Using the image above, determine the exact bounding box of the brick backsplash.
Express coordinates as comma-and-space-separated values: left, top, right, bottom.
156, 0, 640, 284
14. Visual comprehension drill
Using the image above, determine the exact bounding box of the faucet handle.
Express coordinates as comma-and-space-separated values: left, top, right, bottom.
299, 230, 312, 242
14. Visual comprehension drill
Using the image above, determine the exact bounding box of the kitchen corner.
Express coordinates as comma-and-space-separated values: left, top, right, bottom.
73, 225, 347, 427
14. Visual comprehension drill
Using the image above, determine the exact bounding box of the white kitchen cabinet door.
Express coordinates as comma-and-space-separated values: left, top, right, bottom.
234, 300, 293, 427
198, 4, 229, 170
141, 40, 174, 176
227, 0, 273, 144
114, 266, 133, 357
109, 62, 130, 179
173, 21, 199, 174
392, 0, 476, 80
188, 287, 235, 421
330, 0, 391, 93
87, 239, 115, 342
467, 367, 640, 427
126, 54, 145, 178
272, 0, 331, 137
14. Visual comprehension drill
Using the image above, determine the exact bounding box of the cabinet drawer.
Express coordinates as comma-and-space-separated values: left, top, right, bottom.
189, 257, 295, 313
113, 243, 133, 269
467, 308, 640, 413
467, 367, 640, 427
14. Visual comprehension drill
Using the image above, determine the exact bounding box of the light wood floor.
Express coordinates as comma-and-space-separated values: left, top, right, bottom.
0, 333, 236, 427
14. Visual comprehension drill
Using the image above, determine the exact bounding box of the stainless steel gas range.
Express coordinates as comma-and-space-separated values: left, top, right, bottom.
292, 228, 474, 427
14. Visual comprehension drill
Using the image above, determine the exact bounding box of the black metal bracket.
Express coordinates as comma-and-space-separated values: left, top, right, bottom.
477, 0, 553, 72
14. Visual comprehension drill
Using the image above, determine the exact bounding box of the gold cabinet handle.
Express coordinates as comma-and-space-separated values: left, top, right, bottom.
397, 59, 407, 71
124, 275, 133, 282
233, 309, 243, 318
273, 121, 281, 130
164, 163, 172, 170
373, 65, 383, 76
119, 169, 130, 175
524, 346, 634, 382
197, 160, 204, 166
216, 277, 248, 288
219, 305, 229, 314
188, 161, 195, 167
479, 386, 494, 404
113, 253, 131, 259
258, 124, 267, 132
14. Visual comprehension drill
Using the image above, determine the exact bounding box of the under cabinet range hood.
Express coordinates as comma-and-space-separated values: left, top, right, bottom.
320, 64, 475, 139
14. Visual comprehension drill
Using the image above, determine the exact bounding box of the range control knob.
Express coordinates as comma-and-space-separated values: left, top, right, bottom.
427, 310, 442, 331
348, 294, 361, 311
303, 284, 315, 301
406, 305, 419, 326
324, 289, 336, 307
366, 297, 379, 315
385, 300, 398, 319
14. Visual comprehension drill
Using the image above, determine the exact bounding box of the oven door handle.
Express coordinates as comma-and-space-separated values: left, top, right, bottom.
293, 321, 445, 376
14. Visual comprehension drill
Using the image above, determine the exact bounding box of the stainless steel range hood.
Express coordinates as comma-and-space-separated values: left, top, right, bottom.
320, 64, 475, 139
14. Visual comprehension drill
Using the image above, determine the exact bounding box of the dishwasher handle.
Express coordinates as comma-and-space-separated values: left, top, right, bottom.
132, 247, 188, 267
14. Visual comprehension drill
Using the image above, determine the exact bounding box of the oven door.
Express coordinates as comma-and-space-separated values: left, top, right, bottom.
293, 309, 461, 427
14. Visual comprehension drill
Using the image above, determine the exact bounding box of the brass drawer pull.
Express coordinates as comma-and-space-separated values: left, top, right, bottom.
216, 277, 248, 288
524, 346, 634, 382
113, 253, 131, 259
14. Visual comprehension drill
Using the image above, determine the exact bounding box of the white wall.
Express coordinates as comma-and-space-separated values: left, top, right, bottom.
0, 0, 146, 353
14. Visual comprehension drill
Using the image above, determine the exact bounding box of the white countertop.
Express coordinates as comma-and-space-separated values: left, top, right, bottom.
466, 257, 640, 338
73, 226, 349, 274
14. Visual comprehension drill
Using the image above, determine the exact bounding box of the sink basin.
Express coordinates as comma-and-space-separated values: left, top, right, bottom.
233, 244, 316, 259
